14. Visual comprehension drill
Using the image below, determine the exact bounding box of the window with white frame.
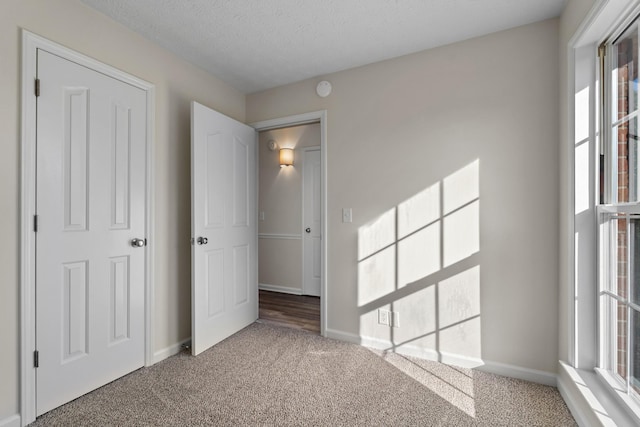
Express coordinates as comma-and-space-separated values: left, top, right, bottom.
599, 15, 640, 405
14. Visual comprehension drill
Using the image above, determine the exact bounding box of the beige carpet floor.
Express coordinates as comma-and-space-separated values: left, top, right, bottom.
33, 322, 576, 426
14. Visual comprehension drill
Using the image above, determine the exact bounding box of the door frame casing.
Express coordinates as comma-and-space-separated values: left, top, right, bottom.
20, 30, 156, 425
251, 111, 328, 336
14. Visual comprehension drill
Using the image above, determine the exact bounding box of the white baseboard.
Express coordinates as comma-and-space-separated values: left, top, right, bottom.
258, 233, 302, 240
326, 328, 482, 367
325, 328, 556, 386
152, 337, 191, 364
325, 328, 360, 343
259, 283, 302, 295
0, 414, 20, 427
479, 360, 556, 386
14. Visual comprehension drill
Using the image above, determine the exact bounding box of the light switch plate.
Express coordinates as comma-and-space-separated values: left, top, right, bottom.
342, 208, 352, 223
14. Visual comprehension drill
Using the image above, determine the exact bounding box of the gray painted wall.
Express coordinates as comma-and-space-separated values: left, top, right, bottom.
248, 18, 561, 374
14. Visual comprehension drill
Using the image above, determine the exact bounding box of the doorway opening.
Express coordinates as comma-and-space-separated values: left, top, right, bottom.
251, 112, 327, 336
258, 290, 320, 333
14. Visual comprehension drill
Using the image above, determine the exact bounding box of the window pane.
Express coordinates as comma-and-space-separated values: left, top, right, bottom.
602, 294, 617, 372
614, 117, 638, 202
612, 26, 639, 123
632, 309, 640, 394
603, 294, 628, 378
601, 18, 640, 408
617, 301, 628, 380
606, 215, 629, 298
601, 216, 615, 294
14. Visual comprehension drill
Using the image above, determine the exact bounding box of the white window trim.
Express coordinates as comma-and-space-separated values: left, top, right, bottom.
596, 206, 640, 412
562, 1, 640, 425
595, 368, 640, 420
597, 8, 640, 420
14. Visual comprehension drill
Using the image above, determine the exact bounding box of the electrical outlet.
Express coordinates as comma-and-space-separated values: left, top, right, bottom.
378, 309, 389, 326
259, 211, 265, 221
391, 311, 400, 328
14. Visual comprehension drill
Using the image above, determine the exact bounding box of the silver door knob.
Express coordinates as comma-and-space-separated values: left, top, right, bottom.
131, 238, 146, 247
305, 228, 311, 233
197, 237, 208, 245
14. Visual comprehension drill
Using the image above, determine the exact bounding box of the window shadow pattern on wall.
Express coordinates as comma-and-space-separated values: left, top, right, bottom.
357, 160, 481, 366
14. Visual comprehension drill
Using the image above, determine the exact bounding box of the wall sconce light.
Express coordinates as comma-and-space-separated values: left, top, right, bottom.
279, 148, 294, 167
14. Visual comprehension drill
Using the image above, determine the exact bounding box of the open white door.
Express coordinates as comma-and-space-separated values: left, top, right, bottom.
191, 102, 258, 355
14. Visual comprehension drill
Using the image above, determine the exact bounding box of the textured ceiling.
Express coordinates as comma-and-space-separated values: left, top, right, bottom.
80, 0, 567, 94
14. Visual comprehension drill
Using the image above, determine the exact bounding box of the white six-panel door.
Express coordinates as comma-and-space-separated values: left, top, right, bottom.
36, 50, 147, 415
191, 101, 257, 356
303, 148, 321, 297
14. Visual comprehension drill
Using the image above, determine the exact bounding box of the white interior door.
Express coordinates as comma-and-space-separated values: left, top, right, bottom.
36, 50, 147, 415
191, 101, 257, 356
303, 148, 321, 297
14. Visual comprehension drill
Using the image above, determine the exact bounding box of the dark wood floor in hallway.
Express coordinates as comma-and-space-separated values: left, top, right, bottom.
259, 290, 320, 334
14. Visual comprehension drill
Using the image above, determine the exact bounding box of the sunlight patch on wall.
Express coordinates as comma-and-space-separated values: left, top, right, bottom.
398, 222, 441, 288
443, 201, 479, 268
575, 86, 590, 145
443, 160, 479, 215
357, 160, 482, 364
391, 286, 437, 348
574, 86, 592, 215
438, 266, 481, 358
358, 207, 396, 261
439, 267, 481, 329
575, 141, 590, 214
398, 183, 440, 238
357, 245, 396, 306
440, 317, 482, 360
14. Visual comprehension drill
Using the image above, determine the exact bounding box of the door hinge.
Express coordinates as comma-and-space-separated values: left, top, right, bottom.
33, 215, 38, 232
598, 43, 606, 58
35, 78, 40, 97
34, 350, 39, 368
